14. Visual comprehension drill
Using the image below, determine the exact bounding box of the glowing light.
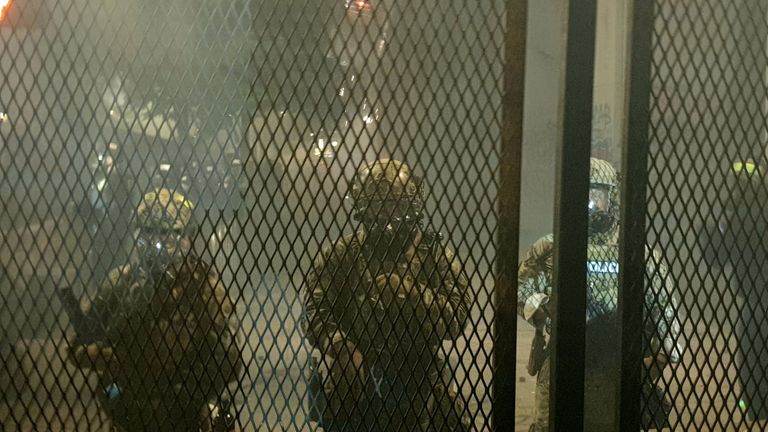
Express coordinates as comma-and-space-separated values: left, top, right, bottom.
345, 0, 370, 11
313, 136, 338, 159
733, 161, 758, 175
0, 0, 10, 21
344, 0, 372, 18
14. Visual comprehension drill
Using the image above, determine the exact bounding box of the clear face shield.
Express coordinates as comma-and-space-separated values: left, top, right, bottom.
135, 227, 191, 266
588, 186, 615, 236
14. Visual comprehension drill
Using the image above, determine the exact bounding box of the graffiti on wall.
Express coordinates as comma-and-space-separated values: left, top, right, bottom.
592, 103, 613, 162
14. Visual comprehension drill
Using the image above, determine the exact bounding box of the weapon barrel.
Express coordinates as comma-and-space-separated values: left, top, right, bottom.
58, 287, 101, 345
58, 287, 84, 322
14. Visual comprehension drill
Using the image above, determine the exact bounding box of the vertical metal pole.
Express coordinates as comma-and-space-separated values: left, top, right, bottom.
617, 0, 654, 429
494, 0, 527, 430
549, 0, 597, 430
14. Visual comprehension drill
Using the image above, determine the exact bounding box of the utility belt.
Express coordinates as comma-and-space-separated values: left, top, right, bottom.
98, 381, 237, 432
308, 357, 470, 432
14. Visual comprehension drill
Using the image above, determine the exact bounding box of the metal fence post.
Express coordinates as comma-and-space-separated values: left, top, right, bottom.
550, 0, 598, 430
617, 0, 654, 429
494, 0, 527, 430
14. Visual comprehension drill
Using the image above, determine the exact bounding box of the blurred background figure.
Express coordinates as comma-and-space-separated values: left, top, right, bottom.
518, 158, 682, 431
701, 159, 768, 428
63, 188, 243, 432
302, 159, 471, 431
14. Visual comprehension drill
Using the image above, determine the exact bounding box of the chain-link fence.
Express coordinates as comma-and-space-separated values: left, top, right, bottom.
0, 0, 506, 430
636, 0, 768, 430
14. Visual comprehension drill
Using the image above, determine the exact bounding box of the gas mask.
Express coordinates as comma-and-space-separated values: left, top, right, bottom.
588, 185, 615, 237
135, 227, 191, 269
357, 198, 423, 251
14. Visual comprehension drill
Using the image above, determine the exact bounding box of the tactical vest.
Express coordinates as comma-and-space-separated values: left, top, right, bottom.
585, 241, 620, 370
585, 242, 619, 321
349, 230, 443, 377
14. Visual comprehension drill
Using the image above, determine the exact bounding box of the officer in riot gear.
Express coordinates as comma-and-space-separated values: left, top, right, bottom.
518, 158, 682, 431
63, 188, 242, 432
702, 159, 768, 425
302, 159, 472, 431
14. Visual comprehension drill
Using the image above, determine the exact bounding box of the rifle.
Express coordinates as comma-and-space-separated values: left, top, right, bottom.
57, 287, 102, 346
526, 327, 549, 376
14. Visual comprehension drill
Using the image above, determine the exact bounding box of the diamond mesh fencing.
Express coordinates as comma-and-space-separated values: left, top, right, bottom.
642, 0, 768, 430
0, 0, 505, 430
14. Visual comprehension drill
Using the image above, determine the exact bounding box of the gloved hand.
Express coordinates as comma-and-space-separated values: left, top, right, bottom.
70, 342, 115, 373
329, 340, 368, 418
523, 293, 551, 329
375, 273, 419, 304
643, 353, 668, 381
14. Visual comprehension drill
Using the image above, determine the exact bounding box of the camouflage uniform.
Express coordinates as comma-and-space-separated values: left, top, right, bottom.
302, 159, 472, 431
518, 158, 682, 431
68, 189, 242, 432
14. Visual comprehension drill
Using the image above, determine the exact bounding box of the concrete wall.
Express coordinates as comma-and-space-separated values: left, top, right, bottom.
518, 0, 565, 250
592, 0, 629, 167
519, 0, 630, 246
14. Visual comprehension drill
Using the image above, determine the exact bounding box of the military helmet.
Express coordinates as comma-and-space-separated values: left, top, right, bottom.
725, 158, 768, 214
135, 188, 196, 232
590, 157, 618, 187
350, 159, 424, 224
732, 159, 760, 177
729, 158, 763, 190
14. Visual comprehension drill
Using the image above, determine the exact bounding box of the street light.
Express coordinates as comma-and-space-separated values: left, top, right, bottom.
0, 0, 10, 21
0, 0, 49, 28
310, 130, 342, 160
344, 0, 372, 17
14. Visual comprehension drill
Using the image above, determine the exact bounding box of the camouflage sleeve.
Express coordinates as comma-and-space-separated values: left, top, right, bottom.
82, 265, 128, 332
201, 272, 243, 384
517, 235, 554, 324
645, 248, 683, 364
422, 244, 471, 340
301, 242, 347, 353
69, 265, 130, 370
